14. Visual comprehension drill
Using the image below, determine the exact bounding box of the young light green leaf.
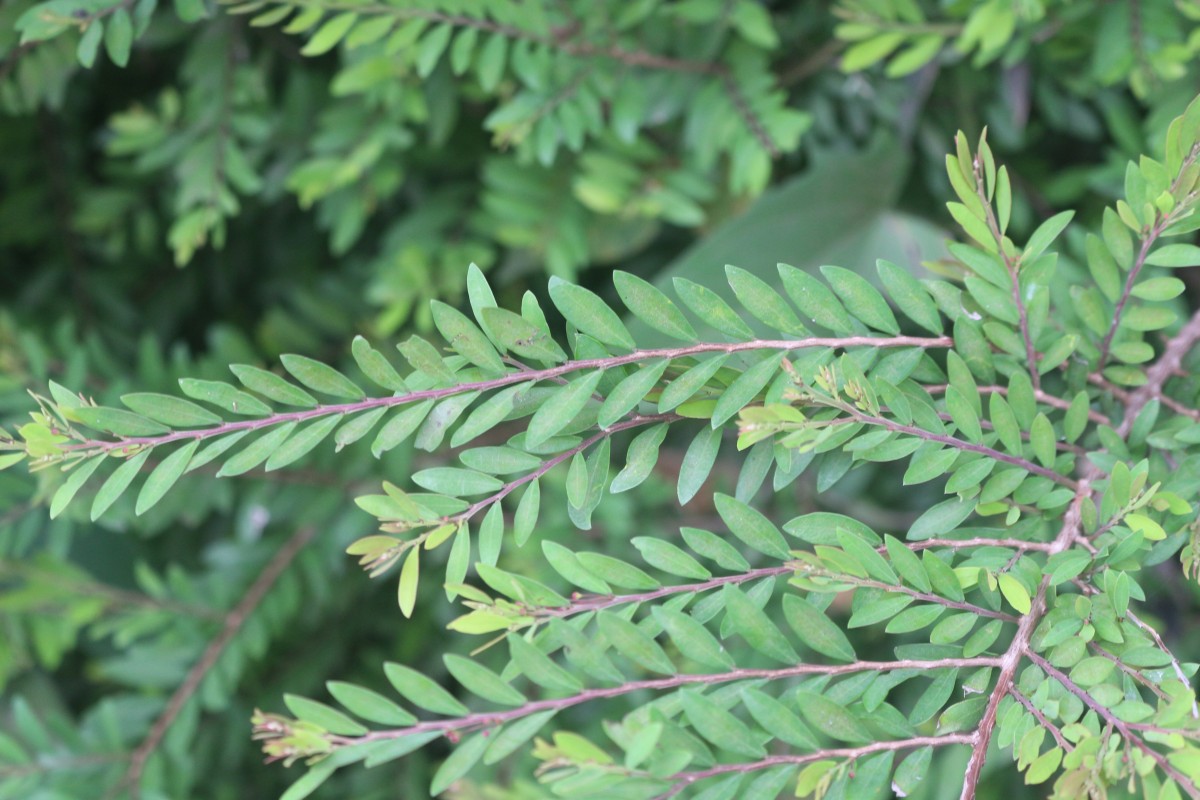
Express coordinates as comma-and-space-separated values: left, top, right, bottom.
300, 12, 357, 56
614, 270, 697, 342
398, 548, 419, 618
548, 277, 635, 350
1021, 210, 1074, 264
997, 573, 1032, 614
1145, 243, 1200, 267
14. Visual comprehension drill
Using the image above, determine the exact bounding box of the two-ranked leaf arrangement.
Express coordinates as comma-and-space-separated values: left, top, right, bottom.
7, 97, 1200, 800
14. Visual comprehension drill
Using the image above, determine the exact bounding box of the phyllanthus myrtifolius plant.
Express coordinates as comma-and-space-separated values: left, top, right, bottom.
7, 96, 1200, 800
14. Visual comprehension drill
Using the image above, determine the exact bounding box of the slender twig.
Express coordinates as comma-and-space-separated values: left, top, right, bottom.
52, 336, 952, 458
903, 537, 1057, 553
1026, 650, 1200, 800
960, 480, 1091, 800
1009, 687, 1073, 753
841, 407, 1078, 490
116, 525, 319, 799
1114, 308, 1200, 438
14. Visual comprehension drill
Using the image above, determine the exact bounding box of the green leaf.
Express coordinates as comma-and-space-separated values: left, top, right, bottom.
73, 407, 169, 437
526, 370, 604, 448
945, 386, 982, 441
77, 20, 103, 67
480, 307, 567, 363
135, 439, 200, 515
836, 529, 898, 584
121, 393, 223, 426
91, 450, 151, 520
783, 595, 856, 662
1145, 244, 1200, 267
513, 479, 540, 547
1025, 747, 1062, 785
279, 763, 335, 800
673, 277, 754, 340
658, 354, 729, 413
508, 635, 582, 693
49, 456, 104, 519
793, 691, 870, 743
711, 352, 779, 427
265, 414, 342, 470
727, 265, 808, 335
877, 260, 943, 334
575, 552, 659, 590
884, 535, 931, 592
549, 277, 635, 350
383, 662, 468, 716
680, 689, 766, 758
1030, 413, 1055, 468
412, 467, 503, 496
614, 271, 696, 342
651, 606, 734, 670
444, 653, 526, 706
542, 541, 611, 594
741, 689, 817, 750
301, 12, 357, 56
722, 584, 798, 663
909, 497, 975, 541
682, 527, 751, 571
997, 573, 1032, 614
611, 423, 668, 494
284, 694, 368, 735
281, 354, 364, 399
179, 379, 272, 416
779, 264, 855, 333
598, 360, 668, 429
429, 733, 489, 795
398, 547, 419, 618
217, 423, 298, 477
821, 264, 899, 334
104, 8, 133, 67
1022, 210, 1074, 264
632, 537, 710, 580
229, 365, 319, 409
350, 336, 408, 392
431, 300, 505, 374
597, 611, 675, 674
482, 710, 557, 765
715, 493, 791, 560
677, 425, 722, 505
326, 682, 416, 726
1131, 276, 1186, 301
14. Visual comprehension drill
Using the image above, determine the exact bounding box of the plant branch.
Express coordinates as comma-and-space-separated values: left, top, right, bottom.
53, 335, 952, 458
655, 734, 974, 799
328, 658, 1001, 746
116, 525, 319, 799
960, 479, 1091, 800
1026, 650, 1200, 799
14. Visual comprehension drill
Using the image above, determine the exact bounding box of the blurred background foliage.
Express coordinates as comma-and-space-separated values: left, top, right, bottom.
1, 0, 1199, 798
